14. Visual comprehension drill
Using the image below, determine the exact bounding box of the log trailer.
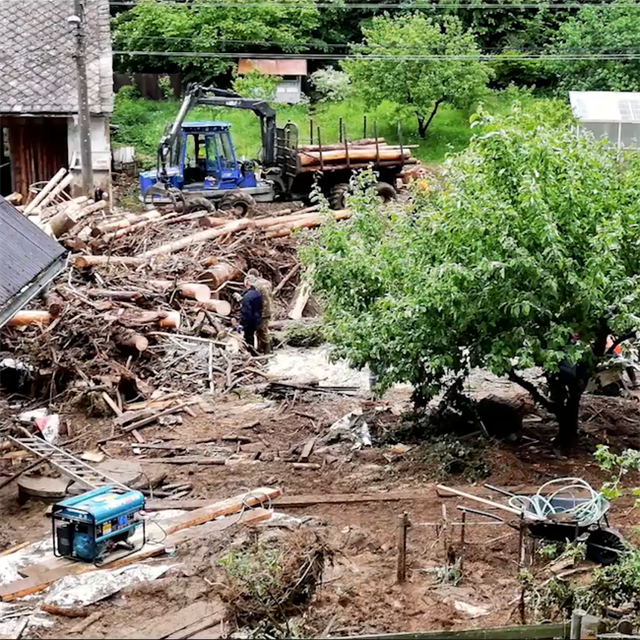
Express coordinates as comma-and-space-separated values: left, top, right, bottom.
139, 84, 415, 212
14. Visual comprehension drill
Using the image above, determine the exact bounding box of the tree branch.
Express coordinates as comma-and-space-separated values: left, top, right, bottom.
508, 368, 554, 413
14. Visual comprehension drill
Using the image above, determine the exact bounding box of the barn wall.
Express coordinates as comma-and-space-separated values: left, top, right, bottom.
67, 115, 111, 193
3, 116, 68, 200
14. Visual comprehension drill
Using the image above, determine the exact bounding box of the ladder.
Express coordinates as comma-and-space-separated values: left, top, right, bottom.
6, 428, 128, 491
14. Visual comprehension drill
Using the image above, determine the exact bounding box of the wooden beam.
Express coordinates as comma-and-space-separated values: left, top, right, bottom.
348, 622, 570, 640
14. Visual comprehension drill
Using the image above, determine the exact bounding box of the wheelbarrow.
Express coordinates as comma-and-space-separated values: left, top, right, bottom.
440, 479, 626, 566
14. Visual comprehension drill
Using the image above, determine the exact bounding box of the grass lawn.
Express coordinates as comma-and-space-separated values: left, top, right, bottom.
112, 89, 554, 169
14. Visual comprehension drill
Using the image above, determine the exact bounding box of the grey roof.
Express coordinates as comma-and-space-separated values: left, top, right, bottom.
0, 0, 113, 115
0, 196, 67, 329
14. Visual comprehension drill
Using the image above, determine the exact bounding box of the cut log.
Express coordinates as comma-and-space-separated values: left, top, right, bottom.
86, 289, 143, 302
300, 147, 411, 167
198, 216, 228, 229
265, 209, 352, 238
299, 158, 417, 173
149, 279, 211, 303
5, 193, 22, 205
192, 299, 232, 316
139, 218, 252, 258
36, 173, 74, 214
197, 259, 247, 289
298, 138, 385, 151
115, 309, 181, 330
7, 310, 51, 327
114, 332, 149, 353
100, 212, 179, 243
46, 208, 80, 238
81, 200, 108, 216
288, 283, 311, 320
24, 168, 67, 214
45, 292, 65, 318
91, 209, 162, 236
73, 255, 148, 268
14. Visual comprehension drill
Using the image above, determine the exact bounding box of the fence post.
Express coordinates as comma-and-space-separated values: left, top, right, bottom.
396, 512, 409, 583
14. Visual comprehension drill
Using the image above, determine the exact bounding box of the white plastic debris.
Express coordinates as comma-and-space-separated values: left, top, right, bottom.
0, 539, 53, 587
320, 408, 372, 450
17, 407, 48, 424
43, 563, 172, 608
34, 414, 59, 443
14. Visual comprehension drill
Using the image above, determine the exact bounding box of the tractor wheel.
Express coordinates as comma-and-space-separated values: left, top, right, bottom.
184, 196, 214, 214
586, 528, 626, 565
329, 183, 349, 210
218, 191, 256, 218
375, 181, 397, 204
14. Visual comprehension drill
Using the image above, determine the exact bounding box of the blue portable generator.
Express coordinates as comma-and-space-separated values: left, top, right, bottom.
52, 486, 146, 564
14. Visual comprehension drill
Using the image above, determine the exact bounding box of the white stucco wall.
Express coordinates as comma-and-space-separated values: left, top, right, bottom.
67, 115, 111, 191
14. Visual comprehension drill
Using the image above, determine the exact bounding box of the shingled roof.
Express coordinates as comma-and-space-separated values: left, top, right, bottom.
0, 0, 113, 115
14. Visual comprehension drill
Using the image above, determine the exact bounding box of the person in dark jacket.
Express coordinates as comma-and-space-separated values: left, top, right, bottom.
240, 280, 263, 355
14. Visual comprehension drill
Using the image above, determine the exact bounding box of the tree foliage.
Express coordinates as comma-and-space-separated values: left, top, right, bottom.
303, 107, 640, 445
112, 0, 320, 80
342, 14, 491, 137
232, 70, 281, 101
549, 1, 640, 91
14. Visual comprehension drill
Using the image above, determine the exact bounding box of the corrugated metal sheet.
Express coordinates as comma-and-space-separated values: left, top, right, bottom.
570, 91, 640, 123
5, 116, 69, 199
238, 59, 308, 76
0, 196, 67, 328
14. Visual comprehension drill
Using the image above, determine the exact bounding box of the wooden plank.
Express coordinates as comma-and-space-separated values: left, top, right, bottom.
165, 607, 225, 639
349, 622, 570, 640
133, 601, 219, 639
298, 437, 316, 462
0, 491, 276, 602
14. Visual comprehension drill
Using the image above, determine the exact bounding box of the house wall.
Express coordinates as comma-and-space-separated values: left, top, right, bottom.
67, 115, 111, 193
275, 77, 302, 104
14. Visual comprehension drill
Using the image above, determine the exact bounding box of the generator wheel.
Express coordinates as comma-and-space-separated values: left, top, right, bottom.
375, 181, 397, 204
218, 191, 256, 218
329, 183, 349, 210
586, 528, 626, 565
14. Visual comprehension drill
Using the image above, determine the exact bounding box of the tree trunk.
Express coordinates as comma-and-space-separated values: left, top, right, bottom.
417, 101, 442, 138
546, 361, 588, 450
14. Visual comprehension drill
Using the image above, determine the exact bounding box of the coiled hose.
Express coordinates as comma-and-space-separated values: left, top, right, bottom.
507, 477, 609, 527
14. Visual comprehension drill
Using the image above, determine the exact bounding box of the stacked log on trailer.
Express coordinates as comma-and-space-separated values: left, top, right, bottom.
296, 138, 417, 172
0, 192, 356, 407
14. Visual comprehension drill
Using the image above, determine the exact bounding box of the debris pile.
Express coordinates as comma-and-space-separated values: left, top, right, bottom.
0, 190, 350, 403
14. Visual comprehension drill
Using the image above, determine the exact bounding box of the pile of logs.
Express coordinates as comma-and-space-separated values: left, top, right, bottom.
297, 138, 417, 171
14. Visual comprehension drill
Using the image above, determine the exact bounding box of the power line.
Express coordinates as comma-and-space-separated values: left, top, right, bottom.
108, 0, 640, 9
113, 49, 640, 59
117, 34, 640, 52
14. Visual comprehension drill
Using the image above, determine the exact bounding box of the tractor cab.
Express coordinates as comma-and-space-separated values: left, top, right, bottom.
139, 121, 258, 198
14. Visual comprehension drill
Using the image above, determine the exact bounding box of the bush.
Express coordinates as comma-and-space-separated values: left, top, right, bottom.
310, 67, 351, 102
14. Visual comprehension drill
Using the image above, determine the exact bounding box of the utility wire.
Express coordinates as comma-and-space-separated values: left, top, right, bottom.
108, 0, 640, 9
116, 34, 640, 53
113, 49, 640, 59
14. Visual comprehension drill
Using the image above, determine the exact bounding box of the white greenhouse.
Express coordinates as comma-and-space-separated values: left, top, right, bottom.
570, 91, 640, 150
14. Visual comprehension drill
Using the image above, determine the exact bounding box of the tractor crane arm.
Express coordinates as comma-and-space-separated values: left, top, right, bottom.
157, 84, 277, 178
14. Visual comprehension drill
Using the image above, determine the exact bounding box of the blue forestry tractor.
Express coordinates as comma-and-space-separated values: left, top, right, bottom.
140, 84, 410, 214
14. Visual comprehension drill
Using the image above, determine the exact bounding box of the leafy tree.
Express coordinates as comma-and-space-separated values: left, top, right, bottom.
310, 67, 352, 102
342, 14, 491, 137
302, 107, 640, 448
549, 1, 640, 91
232, 70, 281, 101
112, 0, 320, 80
